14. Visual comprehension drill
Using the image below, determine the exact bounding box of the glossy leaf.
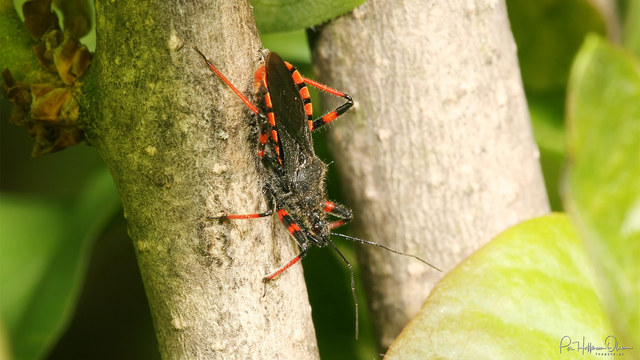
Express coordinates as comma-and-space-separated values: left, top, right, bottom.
386, 214, 615, 359
251, 0, 366, 34
564, 35, 640, 354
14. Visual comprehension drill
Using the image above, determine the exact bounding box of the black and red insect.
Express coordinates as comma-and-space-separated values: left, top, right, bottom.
196, 47, 440, 338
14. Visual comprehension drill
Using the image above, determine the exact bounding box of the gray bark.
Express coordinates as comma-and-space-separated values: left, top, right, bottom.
83, 1, 318, 359
311, 0, 550, 349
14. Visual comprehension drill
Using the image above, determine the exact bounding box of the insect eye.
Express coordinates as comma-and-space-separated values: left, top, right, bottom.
310, 214, 325, 235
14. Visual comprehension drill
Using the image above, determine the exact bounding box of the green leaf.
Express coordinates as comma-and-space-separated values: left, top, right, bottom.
0, 198, 68, 339
564, 35, 640, 354
260, 30, 311, 66
251, 0, 366, 34
0, 168, 120, 360
386, 214, 615, 359
506, 0, 606, 92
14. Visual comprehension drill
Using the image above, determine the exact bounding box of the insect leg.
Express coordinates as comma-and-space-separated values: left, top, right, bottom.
262, 243, 309, 282
209, 210, 272, 220
263, 208, 317, 282
303, 77, 354, 131
195, 47, 262, 115
281, 61, 353, 131
322, 201, 353, 230
208, 186, 275, 221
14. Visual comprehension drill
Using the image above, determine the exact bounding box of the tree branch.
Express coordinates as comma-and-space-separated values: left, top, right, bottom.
83, 1, 318, 358
0, 3, 39, 82
311, 0, 550, 349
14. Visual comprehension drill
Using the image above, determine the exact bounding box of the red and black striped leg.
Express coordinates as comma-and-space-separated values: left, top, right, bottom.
195, 47, 262, 115
196, 48, 285, 168
281, 62, 353, 131
262, 208, 317, 282
208, 209, 272, 221
262, 243, 309, 283
323, 201, 353, 230
195, 48, 280, 166
209, 186, 275, 221
303, 77, 354, 130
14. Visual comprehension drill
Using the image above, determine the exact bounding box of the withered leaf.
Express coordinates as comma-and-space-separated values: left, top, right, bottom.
31, 87, 71, 123
52, 0, 93, 39
2, 69, 32, 111
23, 0, 60, 41
71, 45, 92, 81
54, 34, 91, 85
33, 30, 63, 72
32, 125, 84, 156
8, 0, 91, 156
9, 106, 32, 129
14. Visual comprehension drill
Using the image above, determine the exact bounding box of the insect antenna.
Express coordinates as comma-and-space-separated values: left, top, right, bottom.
331, 232, 442, 272
327, 239, 359, 340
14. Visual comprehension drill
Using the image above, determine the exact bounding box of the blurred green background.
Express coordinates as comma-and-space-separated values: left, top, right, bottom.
1, 0, 638, 359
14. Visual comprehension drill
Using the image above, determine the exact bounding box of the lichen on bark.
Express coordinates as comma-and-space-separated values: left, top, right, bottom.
81, 0, 321, 358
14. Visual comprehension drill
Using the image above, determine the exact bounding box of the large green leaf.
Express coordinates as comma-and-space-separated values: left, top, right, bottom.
0, 199, 67, 339
0, 168, 120, 360
564, 35, 640, 354
251, 0, 366, 34
260, 30, 311, 66
385, 214, 616, 359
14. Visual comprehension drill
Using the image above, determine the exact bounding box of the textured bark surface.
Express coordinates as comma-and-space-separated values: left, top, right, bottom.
83, 1, 318, 359
312, 0, 550, 349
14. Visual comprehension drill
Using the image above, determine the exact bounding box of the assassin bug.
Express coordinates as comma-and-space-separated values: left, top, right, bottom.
196, 47, 440, 338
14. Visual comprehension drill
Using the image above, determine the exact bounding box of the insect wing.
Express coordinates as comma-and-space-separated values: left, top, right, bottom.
266, 52, 313, 155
